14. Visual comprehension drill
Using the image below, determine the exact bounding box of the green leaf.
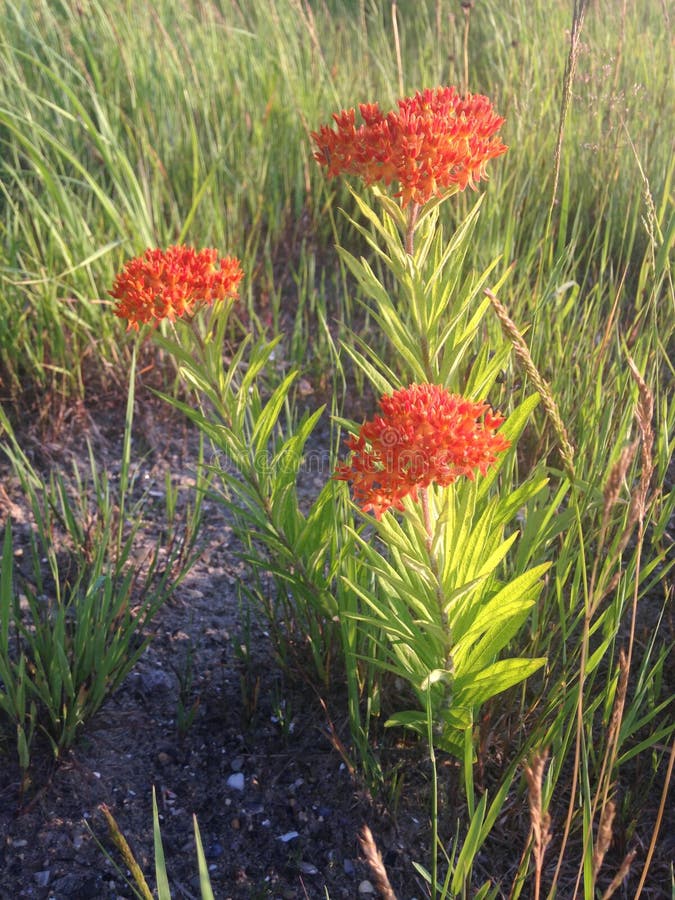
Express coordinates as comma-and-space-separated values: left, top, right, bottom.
344, 189, 406, 263
454, 657, 546, 707
339, 341, 398, 396
336, 247, 392, 310
411, 861, 432, 884
455, 563, 549, 651
452, 792, 488, 892
251, 370, 297, 457
1, 524, 13, 656
477, 393, 541, 498
420, 668, 453, 690
193, 815, 215, 900
384, 710, 428, 734
153, 787, 172, 900
369, 184, 408, 230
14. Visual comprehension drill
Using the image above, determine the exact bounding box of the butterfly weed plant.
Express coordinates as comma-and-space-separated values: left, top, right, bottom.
103, 86, 581, 896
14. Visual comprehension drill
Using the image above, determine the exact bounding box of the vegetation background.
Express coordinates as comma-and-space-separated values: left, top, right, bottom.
0, 0, 672, 898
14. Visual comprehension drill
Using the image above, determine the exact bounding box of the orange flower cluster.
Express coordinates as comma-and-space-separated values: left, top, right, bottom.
110, 245, 243, 330
312, 86, 507, 207
334, 383, 510, 518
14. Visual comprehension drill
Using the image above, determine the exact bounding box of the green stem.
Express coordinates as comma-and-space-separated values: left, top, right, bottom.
426, 684, 439, 900
420, 487, 452, 670
189, 315, 206, 355
404, 203, 434, 380
420, 334, 434, 383
116, 341, 136, 557
405, 202, 421, 256
420, 484, 434, 553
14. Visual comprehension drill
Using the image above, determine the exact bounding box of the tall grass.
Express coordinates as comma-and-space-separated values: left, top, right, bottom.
1, 0, 671, 396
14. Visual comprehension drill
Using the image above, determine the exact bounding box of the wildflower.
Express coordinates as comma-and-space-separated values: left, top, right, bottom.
334, 383, 510, 518
110, 245, 243, 330
312, 86, 507, 207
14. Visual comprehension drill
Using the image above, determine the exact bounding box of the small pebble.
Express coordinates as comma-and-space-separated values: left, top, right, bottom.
299, 861, 319, 875
206, 842, 224, 859
244, 802, 264, 815
72, 831, 84, 850
131, 668, 173, 694
358, 880, 376, 895
34, 870, 51, 888
226, 772, 245, 791
277, 830, 299, 843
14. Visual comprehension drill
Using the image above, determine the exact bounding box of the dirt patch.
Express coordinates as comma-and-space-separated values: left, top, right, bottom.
0, 386, 671, 899
0, 389, 425, 899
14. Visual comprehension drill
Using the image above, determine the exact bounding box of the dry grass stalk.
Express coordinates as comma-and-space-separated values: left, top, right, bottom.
626, 357, 654, 523
288, 0, 322, 59
524, 748, 552, 900
99, 803, 154, 900
610, 0, 628, 95
391, 2, 404, 98
485, 289, 576, 480
599, 442, 637, 552
601, 848, 637, 900
606, 650, 630, 757
608, 357, 655, 563
318, 697, 357, 779
0, 480, 25, 525
548, 0, 589, 229
634, 737, 675, 898
592, 799, 616, 879
622, 122, 661, 264
359, 825, 398, 900
583, 361, 656, 896
594, 266, 628, 373
570, 653, 629, 898
461, 1, 472, 94
589, 357, 655, 608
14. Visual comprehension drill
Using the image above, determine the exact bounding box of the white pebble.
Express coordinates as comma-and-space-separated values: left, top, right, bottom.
277, 830, 299, 843
226, 772, 245, 791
